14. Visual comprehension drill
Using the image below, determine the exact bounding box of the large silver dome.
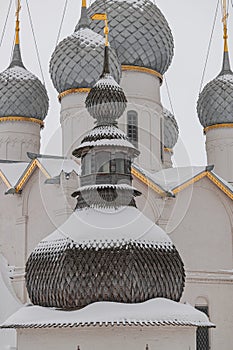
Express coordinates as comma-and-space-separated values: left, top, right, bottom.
163, 108, 179, 149
49, 7, 121, 94
0, 45, 49, 120
197, 52, 233, 128
88, 0, 174, 75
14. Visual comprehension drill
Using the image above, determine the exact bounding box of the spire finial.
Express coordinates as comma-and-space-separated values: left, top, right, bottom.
91, 13, 109, 47
15, 0, 21, 45
222, 0, 229, 52
82, 0, 87, 8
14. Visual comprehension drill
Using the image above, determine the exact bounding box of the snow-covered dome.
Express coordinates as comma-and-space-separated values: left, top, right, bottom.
197, 52, 233, 128
26, 207, 185, 309
49, 6, 121, 94
88, 0, 174, 75
0, 45, 49, 120
163, 108, 179, 149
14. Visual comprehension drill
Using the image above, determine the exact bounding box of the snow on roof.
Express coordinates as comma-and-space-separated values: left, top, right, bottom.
37, 158, 80, 178
0, 162, 29, 187
44, 206, 172, 246
136, 165, 207, 192
0, 157, 80, 192
1, 298, 214, 329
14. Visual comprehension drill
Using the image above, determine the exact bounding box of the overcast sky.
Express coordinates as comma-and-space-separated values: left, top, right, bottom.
0, 0, 231, 166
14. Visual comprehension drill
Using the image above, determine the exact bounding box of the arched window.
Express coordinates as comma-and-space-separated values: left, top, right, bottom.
127, 110, 138, 148
195, 299, 210, 350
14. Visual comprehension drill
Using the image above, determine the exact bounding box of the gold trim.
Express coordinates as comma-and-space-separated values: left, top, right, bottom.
16, 160, 37, 193
58, 88, 91, 101
0, 116, 44, 127
122, 65, 163, 81
35, 159, 51, 179
207, 172, 233, 200
204, 123, 233, 134
15, 159, 51, 193
0, 170, 11, 189
132, 167, 165, 196
173, 172, 208, 195
164, 147, 173, 153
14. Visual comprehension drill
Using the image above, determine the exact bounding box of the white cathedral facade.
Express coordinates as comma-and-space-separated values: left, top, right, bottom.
0, 1, 233, 349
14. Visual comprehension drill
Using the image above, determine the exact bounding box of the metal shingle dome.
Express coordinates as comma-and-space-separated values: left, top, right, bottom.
49, 6, 121, 93
25, 207, 185, 309
163, 108, 179, 149
0, 45, 49, 120
88, 0, 174, 74
197, 52, 233, 128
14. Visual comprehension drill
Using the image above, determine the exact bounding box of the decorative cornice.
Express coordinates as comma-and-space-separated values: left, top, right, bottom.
122, 65, 163, 82
204, 123, 233, 134
0, 116, 44, 127
58, 88, 91, 101
172, 172, 208, 195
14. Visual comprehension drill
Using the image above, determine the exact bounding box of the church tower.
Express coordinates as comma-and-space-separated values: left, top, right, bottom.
197, 0, 233, 182
88, 0, 174, 173
0, 0, 49, 161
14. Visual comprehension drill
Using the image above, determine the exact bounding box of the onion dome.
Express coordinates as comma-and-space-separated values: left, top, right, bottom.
0, 44, 49, 120
163, 108, 179, 149
88, 0, 174, 75
25, 38, 185, 310
197, 6, 233, 129
49, 2, 121, 94
197, 51, 233, 128
26, 207, 185, 309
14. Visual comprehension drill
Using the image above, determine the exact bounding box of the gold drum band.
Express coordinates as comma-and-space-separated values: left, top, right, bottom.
58, 88, 91, 101
121, 65, 163, 82
204, 123, 233, 134
0, 116, 44, 127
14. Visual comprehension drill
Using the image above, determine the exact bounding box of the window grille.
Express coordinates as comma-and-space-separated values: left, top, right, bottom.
196, 305, 210, 350
127, 110, 138, 148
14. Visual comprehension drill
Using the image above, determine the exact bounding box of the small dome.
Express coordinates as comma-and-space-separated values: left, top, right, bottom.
0, 45, 49, 120
85, 47, 127, 124
26, 207, 185, 309
88, 0, 174, 74
197, 52, 233, 128
49, 7, 121, 93
163, 108, 179, 149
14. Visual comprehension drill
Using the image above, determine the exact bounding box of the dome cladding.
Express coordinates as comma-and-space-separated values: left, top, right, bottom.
197, 73, 233, 128
85, 73, 127, 123
25, 207, 185, 310
163, 108, 179, 149
88, 0, 174, 74
0, 46, 49, 120
49, 28, 121, 93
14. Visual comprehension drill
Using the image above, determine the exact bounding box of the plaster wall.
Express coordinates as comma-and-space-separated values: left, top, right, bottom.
206, 127, 233, 182
17, 326, 196, 350
0, 121, 41, 161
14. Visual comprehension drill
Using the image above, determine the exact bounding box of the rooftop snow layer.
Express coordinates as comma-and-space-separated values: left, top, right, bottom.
1, 298, 214, 329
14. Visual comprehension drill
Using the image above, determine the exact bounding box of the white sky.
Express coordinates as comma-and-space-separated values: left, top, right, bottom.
0, 0, 231, 166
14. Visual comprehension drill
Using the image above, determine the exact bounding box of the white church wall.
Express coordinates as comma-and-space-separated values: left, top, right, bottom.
17, 326, 196, 350
0, 121, 41, 162
206, 127, 233, 183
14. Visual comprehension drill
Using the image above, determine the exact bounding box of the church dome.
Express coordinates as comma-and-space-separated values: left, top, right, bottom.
26, 207, 185, 310
49, 6, 121, 93
88, 0, 174, 75
163, 108, 179, 149
197, 52, 233, 128
0, 45, 49, 120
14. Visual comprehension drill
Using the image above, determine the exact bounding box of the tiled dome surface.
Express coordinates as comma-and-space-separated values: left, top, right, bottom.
163, 108, 179, 149
88, 0, 174, 74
